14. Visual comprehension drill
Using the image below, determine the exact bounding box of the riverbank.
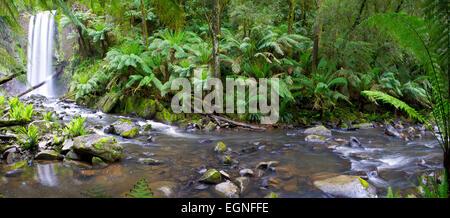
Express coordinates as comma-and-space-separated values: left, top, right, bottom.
0, 95, 443, 198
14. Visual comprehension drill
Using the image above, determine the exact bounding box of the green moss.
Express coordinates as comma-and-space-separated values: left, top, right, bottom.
199, 169, 222, 184
214, 141, 227, 153
356, 176, 370, 189
92, 156, 107, 167
121, 127, 139, 138
264, 192, 280, 198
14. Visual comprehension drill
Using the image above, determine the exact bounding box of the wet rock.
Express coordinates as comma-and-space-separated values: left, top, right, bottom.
204, 121, 217, 131
349, 137, 361, 148
385, 124, 402, 138
350, 123, 373, 129
215, 181, 240, 198
239, 168, 254, 177
92, 156, 108, 168
135, 99, 157, 119
313, 175, 377, 198
65, 150, 81, 161
61, 139, 74, 154
5, 169, 24, 177
214, 141, 227, 153
138, 157, 163, 165
103, 125, 115, 134
63, 159, 92, 169
199, 169, 222, 184
95, 92, 120, 113
29, 120, 54, 135
148, 181, 177, 198
235, 177, 249, 194
257, 161, 280, 169
111, 119, 139, 138
6, 149, 22, 164
35, 150, 63, 160
241, 146, 258, 153
305, 135, 326, 143
219, 170, 231, 180
264, 192, 280, 198
304, 125, 332, 137
221, 155, 233, 165
72, 134, 123, 162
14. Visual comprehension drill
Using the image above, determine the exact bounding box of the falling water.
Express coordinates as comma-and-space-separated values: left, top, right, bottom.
27, 11, 56, 97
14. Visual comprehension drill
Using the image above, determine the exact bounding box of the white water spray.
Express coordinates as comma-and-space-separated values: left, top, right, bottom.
27, 11, 56, 97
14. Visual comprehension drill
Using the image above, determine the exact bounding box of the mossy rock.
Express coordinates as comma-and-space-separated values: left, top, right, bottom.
28, 120, 54, 135
136, 99, 157, 119
96, 92, 120, 113
264, 192, 280, 198
199, 169, 222, 184
221, 155, 233, 165
35, 150, 63, 160
92, 156, 108, 168
155, 108, 182, 124
111, 119, 140, 138
72, 134, 123, 162
214, 141, 227, 153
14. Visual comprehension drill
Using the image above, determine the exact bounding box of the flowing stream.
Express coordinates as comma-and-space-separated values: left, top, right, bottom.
0, 97, 443, 198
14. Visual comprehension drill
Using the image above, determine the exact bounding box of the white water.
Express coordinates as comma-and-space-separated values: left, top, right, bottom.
27, 11, 56, 97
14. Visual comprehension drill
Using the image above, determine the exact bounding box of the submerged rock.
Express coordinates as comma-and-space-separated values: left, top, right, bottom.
350, 123, 373, 129
304, 125, 332, 137
221, 155, 233, 165
112, 119, 139, 139
239, 168, 254, 177
72, 134, 123, 162
137, 157, 163, 165
215, 181, 240, 198
385, 124, 402, 138
313, 175, 377, 198
199, 169, 222, 184
235, 177, 249, 194
256, 161, 280, 169
92, 156, 108, 168
305, 135, 327, 143
148, 181, 178, 198
63, 159, 92, 169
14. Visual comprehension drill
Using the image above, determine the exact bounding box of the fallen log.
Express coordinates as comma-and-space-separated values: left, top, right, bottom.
0, 119, 31, 128
0, 71, 25, 85
57, 92, 76, 103
209, 114, 266, 131
16, 62, 66, 98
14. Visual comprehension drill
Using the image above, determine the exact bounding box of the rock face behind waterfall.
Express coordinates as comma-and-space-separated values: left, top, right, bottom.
72, 134, 123, 162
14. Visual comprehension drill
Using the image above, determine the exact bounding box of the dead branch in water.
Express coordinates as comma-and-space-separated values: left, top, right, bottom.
209, 114, 266, 131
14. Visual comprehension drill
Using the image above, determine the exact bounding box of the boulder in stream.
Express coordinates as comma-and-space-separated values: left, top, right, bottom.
215, 181, 240, 198
313, 175, 377, 198
111, 119, 139, 138
304, 125, 332, 137
96, 92, 120, 113
199, 169, 222, 184
35, 150, 63, 160
305, 135, 327, 143
72, 134, 123, 162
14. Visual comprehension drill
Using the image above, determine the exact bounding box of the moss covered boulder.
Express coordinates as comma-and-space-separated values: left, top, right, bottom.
199, 169, 222, 184
35, 150, 63, 160
72, 134, 123, 162
96, 92, 120, 113
155, 108, 183, 124
136, 99, 157, 119
313, 175, 377, 198
214, 141, 227, 153
305, 135, 327, 143
29, 120, 54, 135
304, 125, 332, 137
111, 119, 139, 138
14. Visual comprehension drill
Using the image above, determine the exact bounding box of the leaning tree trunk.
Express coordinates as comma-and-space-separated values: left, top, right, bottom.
312, 0, 323, 74
140, 0, 148, 47
211, 0, 221, 78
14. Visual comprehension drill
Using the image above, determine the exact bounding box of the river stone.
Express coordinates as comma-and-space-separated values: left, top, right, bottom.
63, 159, 92, 169
138, 157, 163, 165
221, 155, 233, 165
304, 125, 332, 137
135, 99, 157, 119
350, 123, 374, 129
349, 137, 361, 148
199, 169, 222, 184
112, 119, 139, 138
92, 156, 108, 168
148, 181, 178, 198
385, 124, 402, 138
239, 168, 254, 177
204, 121, 217, 131
65, 150, 81, 161
61, 139, 74, 153
313, 175, 377, 198
72, 134, 123, 162
305, 135, 327, 143
235, 177, 249, 194
29, 120, 53, 135
214, 141, 227, 153
215, 181, 240, 198
264, 192, 280, 198
96, 92, 120, 113
35, 150, 63, 160
256, 161, 280, 169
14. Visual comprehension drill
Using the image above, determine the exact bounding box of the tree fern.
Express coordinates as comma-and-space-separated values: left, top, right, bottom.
361, 91, 427, 123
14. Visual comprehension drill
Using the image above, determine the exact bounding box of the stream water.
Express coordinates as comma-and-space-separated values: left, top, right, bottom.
0, 97, 443, 198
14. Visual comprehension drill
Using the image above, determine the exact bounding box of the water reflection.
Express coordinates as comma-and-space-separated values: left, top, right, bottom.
35, 163, 58, 187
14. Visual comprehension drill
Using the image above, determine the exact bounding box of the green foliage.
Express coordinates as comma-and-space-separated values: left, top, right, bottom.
17, 125, 38, 150
386, 186, 399, 198
8, 98, 34, 121
43, 111, 55, 122
414, 170, 448, 198
126, 178, 154, 198
63, 116, 87, 138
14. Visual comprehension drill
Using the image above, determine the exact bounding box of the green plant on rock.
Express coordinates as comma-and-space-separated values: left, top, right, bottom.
63, 116, 87, 138
8, 98, 33, 121
43, 111, 55, 122
17, 125, 38, 150
126, 178, 154, 198
413, 170, 448, 198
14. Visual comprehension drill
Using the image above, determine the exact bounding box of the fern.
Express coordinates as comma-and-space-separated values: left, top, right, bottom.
126, 178, 154, 198
361, 91, 427, 123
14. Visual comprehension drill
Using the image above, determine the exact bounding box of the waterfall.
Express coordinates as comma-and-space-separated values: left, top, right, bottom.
27, 11, 56, 97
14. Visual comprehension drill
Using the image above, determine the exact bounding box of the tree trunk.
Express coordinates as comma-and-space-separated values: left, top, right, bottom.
140, 0, 148, 47
211, 0, 221, 78
445, 148, 450, 190
312, 0, 323, 74
287, 0, 295, 34
0, 71, 25, 85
